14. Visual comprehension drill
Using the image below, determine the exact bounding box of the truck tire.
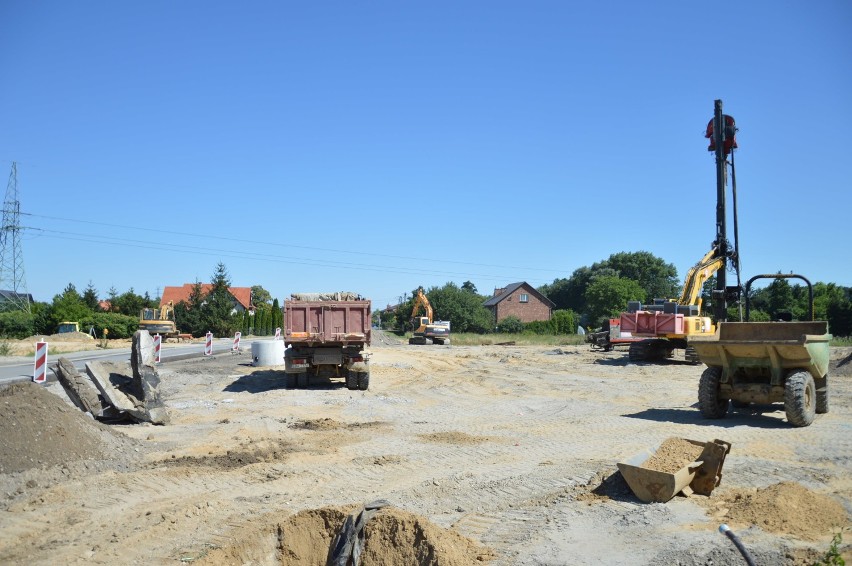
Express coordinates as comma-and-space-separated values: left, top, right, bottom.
357, 372, 369, 391
816, 377, 829, 414
285, 373, 298, 389
346, 370, 358, 390
785, 370, 815, 427
297, 373, 309, 388
698, 366, 729, 419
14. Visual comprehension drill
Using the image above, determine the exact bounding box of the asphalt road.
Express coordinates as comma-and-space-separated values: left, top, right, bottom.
0, 337, 249, 386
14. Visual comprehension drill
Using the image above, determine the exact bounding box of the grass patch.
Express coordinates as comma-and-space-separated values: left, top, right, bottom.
830, 336, 852, 347
448, 333, 586, 346
0, 341, 11, 356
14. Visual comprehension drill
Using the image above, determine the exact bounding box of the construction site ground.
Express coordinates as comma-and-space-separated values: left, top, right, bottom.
1, 330, 850, 565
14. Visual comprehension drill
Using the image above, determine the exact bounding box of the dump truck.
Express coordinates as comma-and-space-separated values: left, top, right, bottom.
283, 292, 371, 390
690, 274, 832, 427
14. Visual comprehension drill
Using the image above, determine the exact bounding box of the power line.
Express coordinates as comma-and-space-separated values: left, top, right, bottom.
19, 211, 559, 274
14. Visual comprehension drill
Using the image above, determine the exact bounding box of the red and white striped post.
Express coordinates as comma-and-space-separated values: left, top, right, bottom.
204, 332, 213, 356
33, 341, 48, 384
274, 327, 281, 340
232, 331, 241, 352
153, 334, 162, 363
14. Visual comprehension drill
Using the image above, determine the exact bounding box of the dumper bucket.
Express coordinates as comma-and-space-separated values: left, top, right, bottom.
617, 438, 731, 503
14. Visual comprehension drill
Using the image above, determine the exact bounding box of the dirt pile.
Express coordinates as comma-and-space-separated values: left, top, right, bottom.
198, 505, 494, 565
0, 382, 141, 474
641, 437, 704, 474
0, 382, 115, 473
709, 482, 848, 541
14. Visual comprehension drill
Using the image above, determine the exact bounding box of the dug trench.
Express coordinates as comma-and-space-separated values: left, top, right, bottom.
0, 337, 850, 565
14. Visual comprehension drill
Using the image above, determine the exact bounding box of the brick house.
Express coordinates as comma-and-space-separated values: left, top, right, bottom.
483, 282, 554, 324
160, 284, 253, 314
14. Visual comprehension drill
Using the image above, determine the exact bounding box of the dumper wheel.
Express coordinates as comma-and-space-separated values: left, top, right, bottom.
345, 370, 358, 390
816, 377, 829, 414
357, 372, 370, 391
698, 366, 729, 419
785, 370, 816, 427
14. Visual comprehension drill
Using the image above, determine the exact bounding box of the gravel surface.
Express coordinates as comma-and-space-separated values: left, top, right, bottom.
0, 334, 849, 565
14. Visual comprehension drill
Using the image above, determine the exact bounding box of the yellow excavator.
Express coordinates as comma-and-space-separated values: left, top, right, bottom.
409, 288, 451, 345
138, 301, 180, 338
619, 248, 725, 363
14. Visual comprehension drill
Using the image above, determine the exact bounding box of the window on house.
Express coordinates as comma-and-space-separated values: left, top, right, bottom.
520, 294, 529, 303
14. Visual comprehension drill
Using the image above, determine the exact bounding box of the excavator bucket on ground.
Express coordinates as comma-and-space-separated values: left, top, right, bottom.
617, 438, 731, 503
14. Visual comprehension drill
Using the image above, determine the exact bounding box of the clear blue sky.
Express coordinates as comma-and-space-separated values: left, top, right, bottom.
2, 1, 850, 310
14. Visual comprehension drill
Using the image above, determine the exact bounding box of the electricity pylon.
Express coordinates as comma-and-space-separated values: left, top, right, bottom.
0, 162, 31, 312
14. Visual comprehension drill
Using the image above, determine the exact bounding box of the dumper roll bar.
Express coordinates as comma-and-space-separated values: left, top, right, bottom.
744, 274, 813, 322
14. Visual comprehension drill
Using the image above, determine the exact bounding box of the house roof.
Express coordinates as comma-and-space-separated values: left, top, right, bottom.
161, 284, 252, 309
482, 282, 555, 308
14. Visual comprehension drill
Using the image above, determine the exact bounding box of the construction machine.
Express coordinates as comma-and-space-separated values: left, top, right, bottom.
139, 301, 180, 338
617, 100, 742, 363
409, 288, 451, 345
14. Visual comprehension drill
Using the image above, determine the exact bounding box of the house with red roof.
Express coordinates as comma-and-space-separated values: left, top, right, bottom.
160, 284, 253, 314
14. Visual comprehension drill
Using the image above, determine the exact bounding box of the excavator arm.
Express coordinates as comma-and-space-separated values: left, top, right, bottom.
411, 288, 433, 323
677, 249, 726, 310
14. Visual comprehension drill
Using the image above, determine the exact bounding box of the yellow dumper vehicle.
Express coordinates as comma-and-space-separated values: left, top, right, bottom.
689, 274, 831, 427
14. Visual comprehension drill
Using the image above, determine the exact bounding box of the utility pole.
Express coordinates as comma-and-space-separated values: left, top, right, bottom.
0, 162, 31, 312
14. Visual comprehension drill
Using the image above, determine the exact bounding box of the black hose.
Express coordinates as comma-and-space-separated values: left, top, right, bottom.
730, 150, 743, 320
719, 524, 757, 566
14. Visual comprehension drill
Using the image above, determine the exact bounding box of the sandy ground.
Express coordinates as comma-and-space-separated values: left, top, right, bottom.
0, 332, 850, 565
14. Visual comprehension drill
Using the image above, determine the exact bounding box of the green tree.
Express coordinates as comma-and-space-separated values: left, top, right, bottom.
585, 275, 646, 327
48, 284, 91, 331
394, 283, 492, 334
251, 285, 272, 306
271, 298, 282, 333
111, 288, 147, 316
461, 281, 478, 294
203, 262, 240, 336
174, 281, 206, 336
82, 281, 100, 311
0, 310, 35, 338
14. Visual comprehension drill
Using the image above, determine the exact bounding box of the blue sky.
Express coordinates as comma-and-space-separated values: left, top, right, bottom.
2, 1, 850, 310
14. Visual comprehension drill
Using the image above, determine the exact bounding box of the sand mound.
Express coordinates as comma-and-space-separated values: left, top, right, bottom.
712, 482, 848, 541
831, 347, 852, 377
0, 382, 133, 474
198, 505, 494, 565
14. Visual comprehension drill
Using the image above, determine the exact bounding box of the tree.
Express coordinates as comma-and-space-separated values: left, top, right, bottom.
394, 283, 492, 334
540, 251, 677, 320
48, 284, 91, 332
251, 285, 272, 306
174, 281, 206, 336
203, 263, 240, 336
584, 275, 646, 327
271, 298, 282, 333
111, 288, 147, 316
82, 281, 100, 311
461, 281, 478, 294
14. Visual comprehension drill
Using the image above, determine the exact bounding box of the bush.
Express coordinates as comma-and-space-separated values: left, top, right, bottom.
496, 315, 524, 334
80, 312, 139, 339
0, 310, 35, 339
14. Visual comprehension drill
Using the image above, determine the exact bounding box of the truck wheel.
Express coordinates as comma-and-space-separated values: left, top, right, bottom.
816, 377, 829, 414
285, 373, 298, 389
357, 372, 370, 391
698, 366, 729, 419
297, 373, 309, 388
346, 370, 358, 390
785, 370, 815, 427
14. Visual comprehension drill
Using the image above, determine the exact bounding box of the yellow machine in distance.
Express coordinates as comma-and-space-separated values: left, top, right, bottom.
139, 301, 179, 337
409, 288, 451, 345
